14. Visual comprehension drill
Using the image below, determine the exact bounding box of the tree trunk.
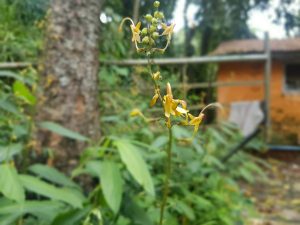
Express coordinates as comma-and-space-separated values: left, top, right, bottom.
36, 0, 101, 171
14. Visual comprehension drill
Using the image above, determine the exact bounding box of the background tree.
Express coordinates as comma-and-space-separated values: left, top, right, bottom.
36, 0, 102, 171
179, 0, 269, 106
275, 0, 300, 36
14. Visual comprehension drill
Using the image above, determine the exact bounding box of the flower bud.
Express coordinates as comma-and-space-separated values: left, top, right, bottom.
150, 38, 155, 46
152, 71, 161, 80
130, 108, 142, 117
154, 1, 160, 7
149, 25, 156, 33
151, 18, 158, 25
150, 93, 159, 107
145, 14, 153, 22
152, 32, 159, 39
154, 11, 164, 19
141, 28, 148, 35
142, 36, 150, 44
166, 82, 172, 96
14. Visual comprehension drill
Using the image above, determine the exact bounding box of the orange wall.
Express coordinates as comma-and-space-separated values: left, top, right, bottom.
217, 61, 300, 144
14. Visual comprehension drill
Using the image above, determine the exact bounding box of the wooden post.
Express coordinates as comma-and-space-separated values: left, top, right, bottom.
264, 32, 272, 142
133, 0, 140, 23
182, 64, 188, 99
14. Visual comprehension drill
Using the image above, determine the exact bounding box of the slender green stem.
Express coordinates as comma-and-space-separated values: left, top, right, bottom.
147, 57, 163, 102
159, 127, 172, 225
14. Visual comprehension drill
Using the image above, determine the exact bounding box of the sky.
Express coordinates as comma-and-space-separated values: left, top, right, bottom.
172, 0, 292, 39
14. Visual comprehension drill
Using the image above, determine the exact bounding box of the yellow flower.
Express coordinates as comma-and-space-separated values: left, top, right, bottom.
163, 83, 175, 118
130, 108, 142, 117
150, 93, 159, 107
163, 83, 188, 118
119, 17, 141, 43
130, 21, 141, 43
161, 23, 175, 37
189, 113, 204, 133
152, 71, 161, 80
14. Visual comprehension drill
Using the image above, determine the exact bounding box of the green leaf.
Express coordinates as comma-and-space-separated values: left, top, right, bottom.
0, 71, 32, 85
0, 214, 20, 225
0, 100, 21, 116
0, 144, 23, 162
114, 140, 155, 196
20, 175, 85, 208
99, 161, 123, 214
171, 199, 195, 221
85, 160, 101, 177
239, 168, 254, 183
13, 80, 36, 105
112, 66, 129, 77
51, 206, 91, 225
29, 164, 79, 189
0, 200, 65, 222
0, 164, 25, 202
172, 126, 191, 139
39, 121, 89, 141
122, 197, 153, 225
85, 160, 123, 213
151, 136, 168, 149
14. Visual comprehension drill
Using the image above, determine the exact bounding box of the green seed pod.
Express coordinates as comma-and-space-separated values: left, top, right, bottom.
142, 36, 150, 44
158, 12, 164, 19
141, 28, 148, 36
149, 25, 156, 33
151, 18, 158, 25
145, 14, 153, 22
154, 1, 160, 8
154, 11, 164, 19
152, 32, 159, 39
150, 38, 155, 46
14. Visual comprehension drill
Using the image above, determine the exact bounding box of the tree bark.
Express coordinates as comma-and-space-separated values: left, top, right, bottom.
36, 0, 101, 171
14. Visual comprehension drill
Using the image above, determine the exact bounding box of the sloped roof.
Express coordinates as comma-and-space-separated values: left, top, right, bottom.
211, 38, 300, 55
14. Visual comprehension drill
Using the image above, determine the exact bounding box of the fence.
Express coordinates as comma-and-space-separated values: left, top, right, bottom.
0, 33, 272, 140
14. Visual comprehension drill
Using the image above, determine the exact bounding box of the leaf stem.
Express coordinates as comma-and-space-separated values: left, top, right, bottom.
159, 127, 172, 225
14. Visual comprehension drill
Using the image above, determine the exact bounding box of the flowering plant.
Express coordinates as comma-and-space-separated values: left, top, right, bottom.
119, 1, 218, 223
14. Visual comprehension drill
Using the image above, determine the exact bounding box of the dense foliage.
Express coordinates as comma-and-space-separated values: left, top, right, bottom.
0, 0, 47, 61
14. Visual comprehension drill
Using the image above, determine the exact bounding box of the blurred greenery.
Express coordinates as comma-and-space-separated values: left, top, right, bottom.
0, 0, 47, 61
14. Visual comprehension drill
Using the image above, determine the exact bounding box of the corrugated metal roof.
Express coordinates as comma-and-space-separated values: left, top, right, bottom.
211, 38, 300, 55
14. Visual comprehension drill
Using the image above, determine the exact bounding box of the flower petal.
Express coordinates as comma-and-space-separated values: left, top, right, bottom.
150, 93, 159, 107
176, 106, 188, 114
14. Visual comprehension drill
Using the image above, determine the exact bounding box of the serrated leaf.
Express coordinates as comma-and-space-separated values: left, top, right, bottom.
114, 140, 155, 196
20, 175, 85, 208
29, 164, 79, 189
0, 164, 25, 202
39, 121, 89, 141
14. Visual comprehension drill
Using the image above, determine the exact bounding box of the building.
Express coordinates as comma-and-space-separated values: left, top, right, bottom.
212, 38, 300, 144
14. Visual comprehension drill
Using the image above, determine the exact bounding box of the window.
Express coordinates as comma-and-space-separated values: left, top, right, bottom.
285, 64, 300, 92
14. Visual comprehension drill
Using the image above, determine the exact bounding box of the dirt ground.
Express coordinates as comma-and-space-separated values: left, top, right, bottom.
246, 151, 300, 225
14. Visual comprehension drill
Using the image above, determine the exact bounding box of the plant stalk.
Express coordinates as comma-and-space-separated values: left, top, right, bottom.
159, 127, 172, 225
